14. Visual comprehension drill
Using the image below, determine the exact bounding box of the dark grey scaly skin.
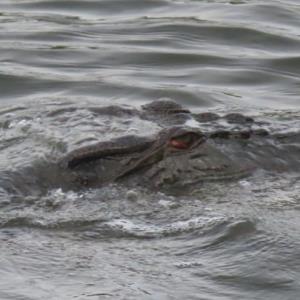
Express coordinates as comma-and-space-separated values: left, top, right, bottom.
63, 135, 154, 169
62, 127, 206, 188
60, 100, 300, 190
88, 98, 192, 127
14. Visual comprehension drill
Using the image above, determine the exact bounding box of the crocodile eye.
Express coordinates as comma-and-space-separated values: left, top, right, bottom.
170, 138, 189, 149
169, 132, 205, 150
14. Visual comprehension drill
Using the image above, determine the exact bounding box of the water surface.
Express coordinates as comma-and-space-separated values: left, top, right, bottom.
0, 0, 300, 299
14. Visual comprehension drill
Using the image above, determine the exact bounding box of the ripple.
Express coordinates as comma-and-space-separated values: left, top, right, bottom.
1, 2, 300, 107
2, 0, 170, 17
1, 1, 300, 299
100, 215, 227, 238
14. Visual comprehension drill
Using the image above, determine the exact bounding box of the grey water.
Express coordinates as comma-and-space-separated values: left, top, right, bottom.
0, 0, 300, 299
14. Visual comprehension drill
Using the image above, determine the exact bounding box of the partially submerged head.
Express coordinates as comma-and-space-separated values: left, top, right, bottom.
116, 126, 251, 189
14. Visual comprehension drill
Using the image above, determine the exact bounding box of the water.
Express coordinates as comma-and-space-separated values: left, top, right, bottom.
0, 0, 300, 299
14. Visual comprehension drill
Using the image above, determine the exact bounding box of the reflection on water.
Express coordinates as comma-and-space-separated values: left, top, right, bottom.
0, 0, 300, 299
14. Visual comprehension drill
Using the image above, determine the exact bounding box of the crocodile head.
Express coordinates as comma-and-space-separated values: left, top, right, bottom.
64, 126, 251, 190
116, 126, 251, 189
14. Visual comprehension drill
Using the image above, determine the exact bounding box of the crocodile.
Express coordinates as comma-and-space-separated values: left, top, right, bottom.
1, 99, 299, 197
59, 99, 300, 191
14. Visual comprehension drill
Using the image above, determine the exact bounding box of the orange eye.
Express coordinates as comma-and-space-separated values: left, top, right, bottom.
169, 138, 189, 149
168, 132, 205, 150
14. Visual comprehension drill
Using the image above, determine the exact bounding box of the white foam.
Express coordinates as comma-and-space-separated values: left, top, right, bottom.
184, 118, 201, 128
105, 215, 225, 237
